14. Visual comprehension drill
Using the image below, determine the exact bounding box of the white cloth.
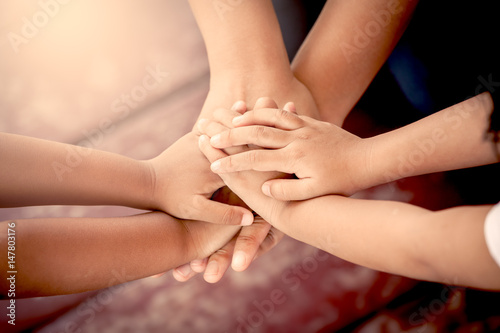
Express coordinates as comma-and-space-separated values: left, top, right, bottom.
484, 202, 500, 268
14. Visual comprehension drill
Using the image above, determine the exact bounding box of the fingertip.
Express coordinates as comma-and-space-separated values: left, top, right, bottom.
203, 261, 221, 283
231, 250, 248, 271
231, 100, 246, 113
284, 102, 297, 114
173, 264, 195, 282
261, 182, 272, 197
240, 212, 254, 226
197, 118, 208, 132
210, 160, 221, 172
210, 133, 219, 144
190, 258, 208, 273
232, 115, 244, 126
198, 134, 209, 148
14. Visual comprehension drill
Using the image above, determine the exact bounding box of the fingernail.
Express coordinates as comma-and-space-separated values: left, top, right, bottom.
211, 160, 221, 172
240, 213, 253, 226
197, 118, 208, 131
232, 100, 245, 111
285, 102, 296, 113
176, 264, 191, 277
205, 261, 219, 276
191, 259, 204, 267
210, 134, 221, 146
232, 115, 244, 126
199, 135, 208, 144
262, 183, 272, 197
232, 251, 247, 269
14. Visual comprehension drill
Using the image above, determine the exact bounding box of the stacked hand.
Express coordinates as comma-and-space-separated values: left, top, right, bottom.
172, 97, 296, 283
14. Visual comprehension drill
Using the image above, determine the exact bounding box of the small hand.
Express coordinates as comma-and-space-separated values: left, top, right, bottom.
147, 132, 254, 225
173, 217, 284, 283
172, 99, 290, 283
207, 107, 371, 200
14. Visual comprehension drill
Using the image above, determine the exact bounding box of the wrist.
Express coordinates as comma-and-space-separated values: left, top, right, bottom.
360, 134, 401, 189
139, 159, 163, 211
198, 71, 295, 122
348, 137, 379, 192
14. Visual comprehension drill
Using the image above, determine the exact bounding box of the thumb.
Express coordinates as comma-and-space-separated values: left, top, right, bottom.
194, 196, 254, 226
261, 178, 320, 201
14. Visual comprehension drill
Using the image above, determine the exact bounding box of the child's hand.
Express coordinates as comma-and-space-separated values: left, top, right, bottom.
147, 132, 254, 226
173, 218, 284, 283
207, 107, 372, 200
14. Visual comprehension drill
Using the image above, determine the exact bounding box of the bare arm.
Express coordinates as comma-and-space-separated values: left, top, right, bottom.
0, 132, 252, 225
0, 132, 154, 209
292, 0, 418, 125
198, 123, 500, 290
202, 93, 499, 198
0, 212, 240, 298
188, 0, 319, 120
367, 92, 499, 185
280, 196, 500, 290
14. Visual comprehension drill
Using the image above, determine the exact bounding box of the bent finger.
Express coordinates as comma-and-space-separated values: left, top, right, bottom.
252, 96, 279, 110
193, 196, 254, 226
203, 237, 237, 283
199, 135, 229, 163
232, 218, 272, 272
213, 107, 244, 129
190, 257, 208, 273
172, 263, 198, 282
254, 227, 285, 260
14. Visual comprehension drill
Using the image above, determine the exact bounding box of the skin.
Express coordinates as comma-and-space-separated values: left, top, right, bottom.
179, 0, 419, 281
206, 92, 499, 200
0, 131, 253, 226
0, 131, 251, 296
0, 212, 240, 298
172, 0, 323, 282
173, 98, 290, 283
196, 97, 500, 290
292, 0, 418, 125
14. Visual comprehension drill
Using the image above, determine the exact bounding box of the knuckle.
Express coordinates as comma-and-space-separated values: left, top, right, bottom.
224, 128, 235, 145
272, 108, 289, 123
246, 150, 259, 164
264, 229, 279, 248
224, 156, 236, 170
296, 129, 311, 141
287, 146, 305, 163
251, 126, 268, 142
237, 233, 260, 247
212, 248, 231, 260
220, 207, 239, 225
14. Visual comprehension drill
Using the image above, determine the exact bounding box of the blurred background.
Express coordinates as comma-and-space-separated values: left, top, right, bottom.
0, 0, 499, 332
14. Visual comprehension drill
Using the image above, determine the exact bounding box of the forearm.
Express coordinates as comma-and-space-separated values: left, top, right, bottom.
292, 0, 417, 125
189, 0, 291, 82
280, 196, 500, 289
0, 133, 155, 209
188, 0, 304, 120
366, 92, 499, 186
0, 212, 239, 297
